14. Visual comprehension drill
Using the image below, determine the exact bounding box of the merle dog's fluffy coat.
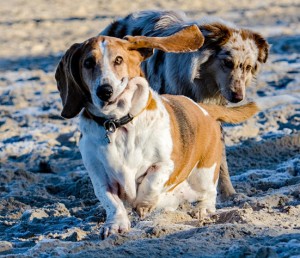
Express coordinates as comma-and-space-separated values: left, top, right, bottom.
100, 10, 269, 199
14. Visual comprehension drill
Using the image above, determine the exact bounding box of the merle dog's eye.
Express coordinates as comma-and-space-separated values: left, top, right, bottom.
114, 56, 123, 65
246, 65, 252, 71
84, 57, 96, 69
223, 59, 234, 69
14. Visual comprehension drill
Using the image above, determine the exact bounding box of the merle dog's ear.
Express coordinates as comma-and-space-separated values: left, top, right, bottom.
252, 32, 269, 63
199, 23, 232, 48
55, 43, 89, 119
124, 24, 204, 60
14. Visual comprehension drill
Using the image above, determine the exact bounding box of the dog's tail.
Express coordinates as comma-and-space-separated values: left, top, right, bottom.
200, 102, 259, 124
199, 93, 299, 124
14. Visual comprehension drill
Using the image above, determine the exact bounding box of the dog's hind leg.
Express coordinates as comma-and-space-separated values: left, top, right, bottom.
134, 161, 174, 218
187, 163, 219, 216
218, 147, 236, 200
218, 130, 236, 201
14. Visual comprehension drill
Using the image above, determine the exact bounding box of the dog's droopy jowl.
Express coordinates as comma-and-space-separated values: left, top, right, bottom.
55, 26, 259, 238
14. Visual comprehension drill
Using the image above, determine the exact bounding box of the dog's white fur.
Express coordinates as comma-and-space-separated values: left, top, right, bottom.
100, 10, 270, 200
55, 30, 261, 238
55, 19, 300, 240
79, 77, 217, 236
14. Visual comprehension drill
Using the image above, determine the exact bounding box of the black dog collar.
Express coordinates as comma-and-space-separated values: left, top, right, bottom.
83, 110, 133, 143
83, 91, 153, 143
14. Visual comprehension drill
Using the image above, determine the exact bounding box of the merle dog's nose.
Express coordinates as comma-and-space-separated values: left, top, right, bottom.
231, 92, 243, 103
96, 84, 113, 101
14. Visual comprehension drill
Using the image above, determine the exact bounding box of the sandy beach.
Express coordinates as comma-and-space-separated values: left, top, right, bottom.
0, 0, 299, 257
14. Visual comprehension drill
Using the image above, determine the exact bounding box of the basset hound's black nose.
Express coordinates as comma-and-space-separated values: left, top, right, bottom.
96, 84, 113, 101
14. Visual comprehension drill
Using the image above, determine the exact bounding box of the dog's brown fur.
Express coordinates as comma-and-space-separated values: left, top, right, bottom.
199, 23, 269, 105
55, 29, 259, 237
56, 24, 203, 119
100, 11, 269, 200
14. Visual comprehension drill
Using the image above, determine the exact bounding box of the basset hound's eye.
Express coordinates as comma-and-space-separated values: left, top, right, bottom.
114, 56, 123, 65
246, 65, 252, 71
223, 59, 234, 69
84, 57, 96, 69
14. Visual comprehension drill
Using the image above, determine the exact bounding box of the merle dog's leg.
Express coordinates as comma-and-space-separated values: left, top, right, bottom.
218, 128, 236, 200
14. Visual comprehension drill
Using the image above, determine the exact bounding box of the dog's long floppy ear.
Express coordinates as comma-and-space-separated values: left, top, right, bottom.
124, 24, 204, 57
55, 43, 88, 119
252, 33, 269, 63
199, 23, 232, 48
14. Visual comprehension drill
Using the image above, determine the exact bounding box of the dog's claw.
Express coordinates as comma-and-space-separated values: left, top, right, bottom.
100, 217, 130, 239
136, 204, 154, 219
100, 226, 110, 239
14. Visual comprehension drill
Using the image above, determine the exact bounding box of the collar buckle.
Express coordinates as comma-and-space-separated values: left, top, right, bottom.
103, 120, 117, 133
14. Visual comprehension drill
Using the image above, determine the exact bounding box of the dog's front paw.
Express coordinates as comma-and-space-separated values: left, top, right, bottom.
135, 203, 155, 219
100, 216, 131, 239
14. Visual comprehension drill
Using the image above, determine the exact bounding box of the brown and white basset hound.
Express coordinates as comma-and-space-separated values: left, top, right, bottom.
55, 25, 259, 238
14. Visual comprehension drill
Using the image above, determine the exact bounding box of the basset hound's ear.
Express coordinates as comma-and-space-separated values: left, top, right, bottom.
55, 43, 89, 119
124, 24, 204, 60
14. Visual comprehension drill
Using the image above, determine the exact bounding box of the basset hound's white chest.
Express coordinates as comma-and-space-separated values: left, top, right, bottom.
79, 109, 173, 201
